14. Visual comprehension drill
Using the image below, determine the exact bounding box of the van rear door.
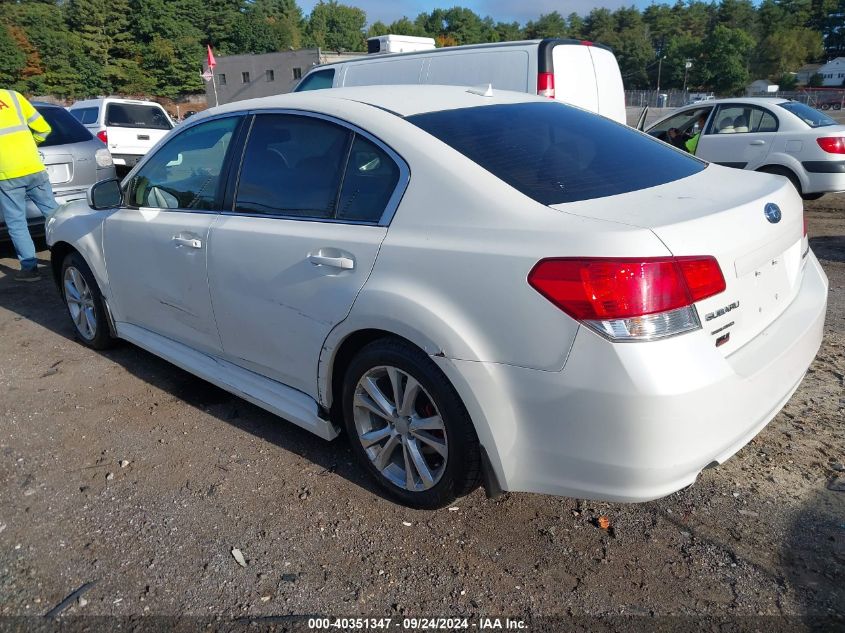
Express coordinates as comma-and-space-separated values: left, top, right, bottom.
588, 45, 626, 124
547, 40, 626, 125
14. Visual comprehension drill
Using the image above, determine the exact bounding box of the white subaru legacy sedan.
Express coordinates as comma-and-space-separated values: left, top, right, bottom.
46, 86, 828, 509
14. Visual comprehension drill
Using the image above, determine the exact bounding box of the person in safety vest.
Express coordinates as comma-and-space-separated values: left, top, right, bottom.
684, 113, 708, 155
0, 89, 59, 282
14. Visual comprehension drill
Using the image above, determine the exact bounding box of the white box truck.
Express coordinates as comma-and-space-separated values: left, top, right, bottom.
295, 38, 626, 124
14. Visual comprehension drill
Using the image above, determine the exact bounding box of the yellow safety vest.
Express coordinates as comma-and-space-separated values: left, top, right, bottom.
0, 89, 52, 181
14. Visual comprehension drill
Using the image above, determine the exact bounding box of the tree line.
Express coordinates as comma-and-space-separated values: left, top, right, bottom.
0, 0, 842, 100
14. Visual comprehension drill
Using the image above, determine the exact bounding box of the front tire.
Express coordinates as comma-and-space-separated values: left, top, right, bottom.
61, 252, 116, 350
342, 338, 481, 509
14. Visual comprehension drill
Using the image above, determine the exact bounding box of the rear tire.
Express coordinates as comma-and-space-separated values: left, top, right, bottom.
758, 166, 802, 197
61, 252, 116, 350
342, 338, 481, 509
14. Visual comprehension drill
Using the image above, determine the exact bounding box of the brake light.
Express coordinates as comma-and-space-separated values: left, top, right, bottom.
537, 72, 555, 99
816, 137, 845, 154
580, 40, 594, 46
96, 130, 108, 144
528, 256, 726, 341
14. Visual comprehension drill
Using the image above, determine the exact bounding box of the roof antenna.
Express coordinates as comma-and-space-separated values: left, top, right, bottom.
467, 84, 494, 97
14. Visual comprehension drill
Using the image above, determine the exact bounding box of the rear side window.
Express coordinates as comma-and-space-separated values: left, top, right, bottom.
294, 69, 335, 92
337, 135, 400, 222
235, 114, 352, 218
407, 102, 706, 205
778, 102, 836, 128
37, 107, 92, 147
106, 103, 172, 130
70, 107, 99, 125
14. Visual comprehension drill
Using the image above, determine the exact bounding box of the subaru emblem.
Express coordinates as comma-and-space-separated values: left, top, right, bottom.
764, 203, 781, 224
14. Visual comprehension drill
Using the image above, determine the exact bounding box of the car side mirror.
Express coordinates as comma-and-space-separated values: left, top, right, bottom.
88, 178, 123, 210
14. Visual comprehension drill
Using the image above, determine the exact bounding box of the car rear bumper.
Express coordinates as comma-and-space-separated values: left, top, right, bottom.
110, 154, 143, 167
436, 251, 828, 502
802, 162, 845, 193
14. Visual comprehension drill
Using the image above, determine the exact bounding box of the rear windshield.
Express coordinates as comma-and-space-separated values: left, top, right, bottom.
70, 106, 99, 125
106, 103, 172, 130
37, 106, 92, 147
406, 102, 706, 205
777, 102, 836, 128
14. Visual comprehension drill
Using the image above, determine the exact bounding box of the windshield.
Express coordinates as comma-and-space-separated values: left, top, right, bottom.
106, 103, 173, 130
778, 102, 837, 128
407, 102, 706, 205
37, 106, 93, 147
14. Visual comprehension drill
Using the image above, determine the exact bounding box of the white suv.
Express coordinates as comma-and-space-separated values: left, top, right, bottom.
68, 97, 174, 169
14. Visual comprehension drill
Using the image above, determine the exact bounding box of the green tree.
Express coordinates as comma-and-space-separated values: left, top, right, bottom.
0, 24, 26, 87
306, 1, 366, 51
700, 24, 755, 94
524, 12, 567, 39
756, 27, 822, 78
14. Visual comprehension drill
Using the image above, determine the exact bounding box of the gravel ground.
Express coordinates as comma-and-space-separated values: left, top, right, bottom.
0, 194, 843, 631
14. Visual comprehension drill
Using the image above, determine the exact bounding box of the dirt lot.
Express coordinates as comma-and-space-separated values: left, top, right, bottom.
0, 195, 843, 630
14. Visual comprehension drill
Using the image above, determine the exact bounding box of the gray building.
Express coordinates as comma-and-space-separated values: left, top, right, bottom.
204, 49, 361, 105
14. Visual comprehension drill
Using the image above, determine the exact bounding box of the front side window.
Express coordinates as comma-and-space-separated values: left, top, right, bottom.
409, 102, 706, 205
127, 116, 240, 211
235, 114, 351, 218
648, 107, 712, 141
294, 69, 334, 91
708, 105, 779, 134
71, 106, 99, 125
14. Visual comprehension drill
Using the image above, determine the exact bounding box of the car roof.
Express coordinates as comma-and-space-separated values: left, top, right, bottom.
208, 85, 542, 119
69, 97, 164, 108
686, 97, 790, 107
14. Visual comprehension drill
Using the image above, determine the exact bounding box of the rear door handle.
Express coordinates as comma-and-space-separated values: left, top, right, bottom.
309, 254, 354, 270
750, 140, 766, 146
172, 235, 203, 249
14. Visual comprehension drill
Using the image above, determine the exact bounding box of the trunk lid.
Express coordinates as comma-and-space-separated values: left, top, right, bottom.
550, 165, 807, 355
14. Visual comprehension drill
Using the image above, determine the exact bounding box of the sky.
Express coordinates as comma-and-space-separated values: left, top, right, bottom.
296, 0, 640, 25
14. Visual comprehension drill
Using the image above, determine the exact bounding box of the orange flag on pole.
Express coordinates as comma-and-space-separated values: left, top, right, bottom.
206, 45, 216, 71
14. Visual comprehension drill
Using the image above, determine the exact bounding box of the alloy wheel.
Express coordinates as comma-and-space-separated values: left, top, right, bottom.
64, 266, 97, 341
352, 366, 448, 491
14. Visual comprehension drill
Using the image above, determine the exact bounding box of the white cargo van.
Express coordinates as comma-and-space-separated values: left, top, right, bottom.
295, 38, 626, 124
68, 97, 174, 168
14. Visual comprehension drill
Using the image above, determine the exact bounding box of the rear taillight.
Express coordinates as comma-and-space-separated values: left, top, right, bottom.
528, 256, 726, 341
95, 147, 113, 168
96, 130, 108, 144
537, 72, 555, 99
816, 137, 845, 154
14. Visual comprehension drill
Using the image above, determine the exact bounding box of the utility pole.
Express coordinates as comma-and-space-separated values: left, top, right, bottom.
656, 55, 666, 106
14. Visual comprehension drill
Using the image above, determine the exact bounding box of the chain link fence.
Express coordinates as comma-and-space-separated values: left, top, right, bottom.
624, 90, 694, 108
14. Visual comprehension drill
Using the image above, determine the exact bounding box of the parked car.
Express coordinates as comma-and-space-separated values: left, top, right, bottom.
295, 38, 627, 124
68, 97, 174, 169
645, 97, 845, 200
47, 86, 827, 508
0, 102, 115, 241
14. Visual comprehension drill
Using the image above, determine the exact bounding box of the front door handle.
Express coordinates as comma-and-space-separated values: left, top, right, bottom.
749, 140, 766, 146
172, 235, 203, 249
309, 254, 355, 270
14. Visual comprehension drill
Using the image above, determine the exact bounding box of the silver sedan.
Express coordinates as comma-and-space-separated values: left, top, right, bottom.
0, 102, 116, 240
